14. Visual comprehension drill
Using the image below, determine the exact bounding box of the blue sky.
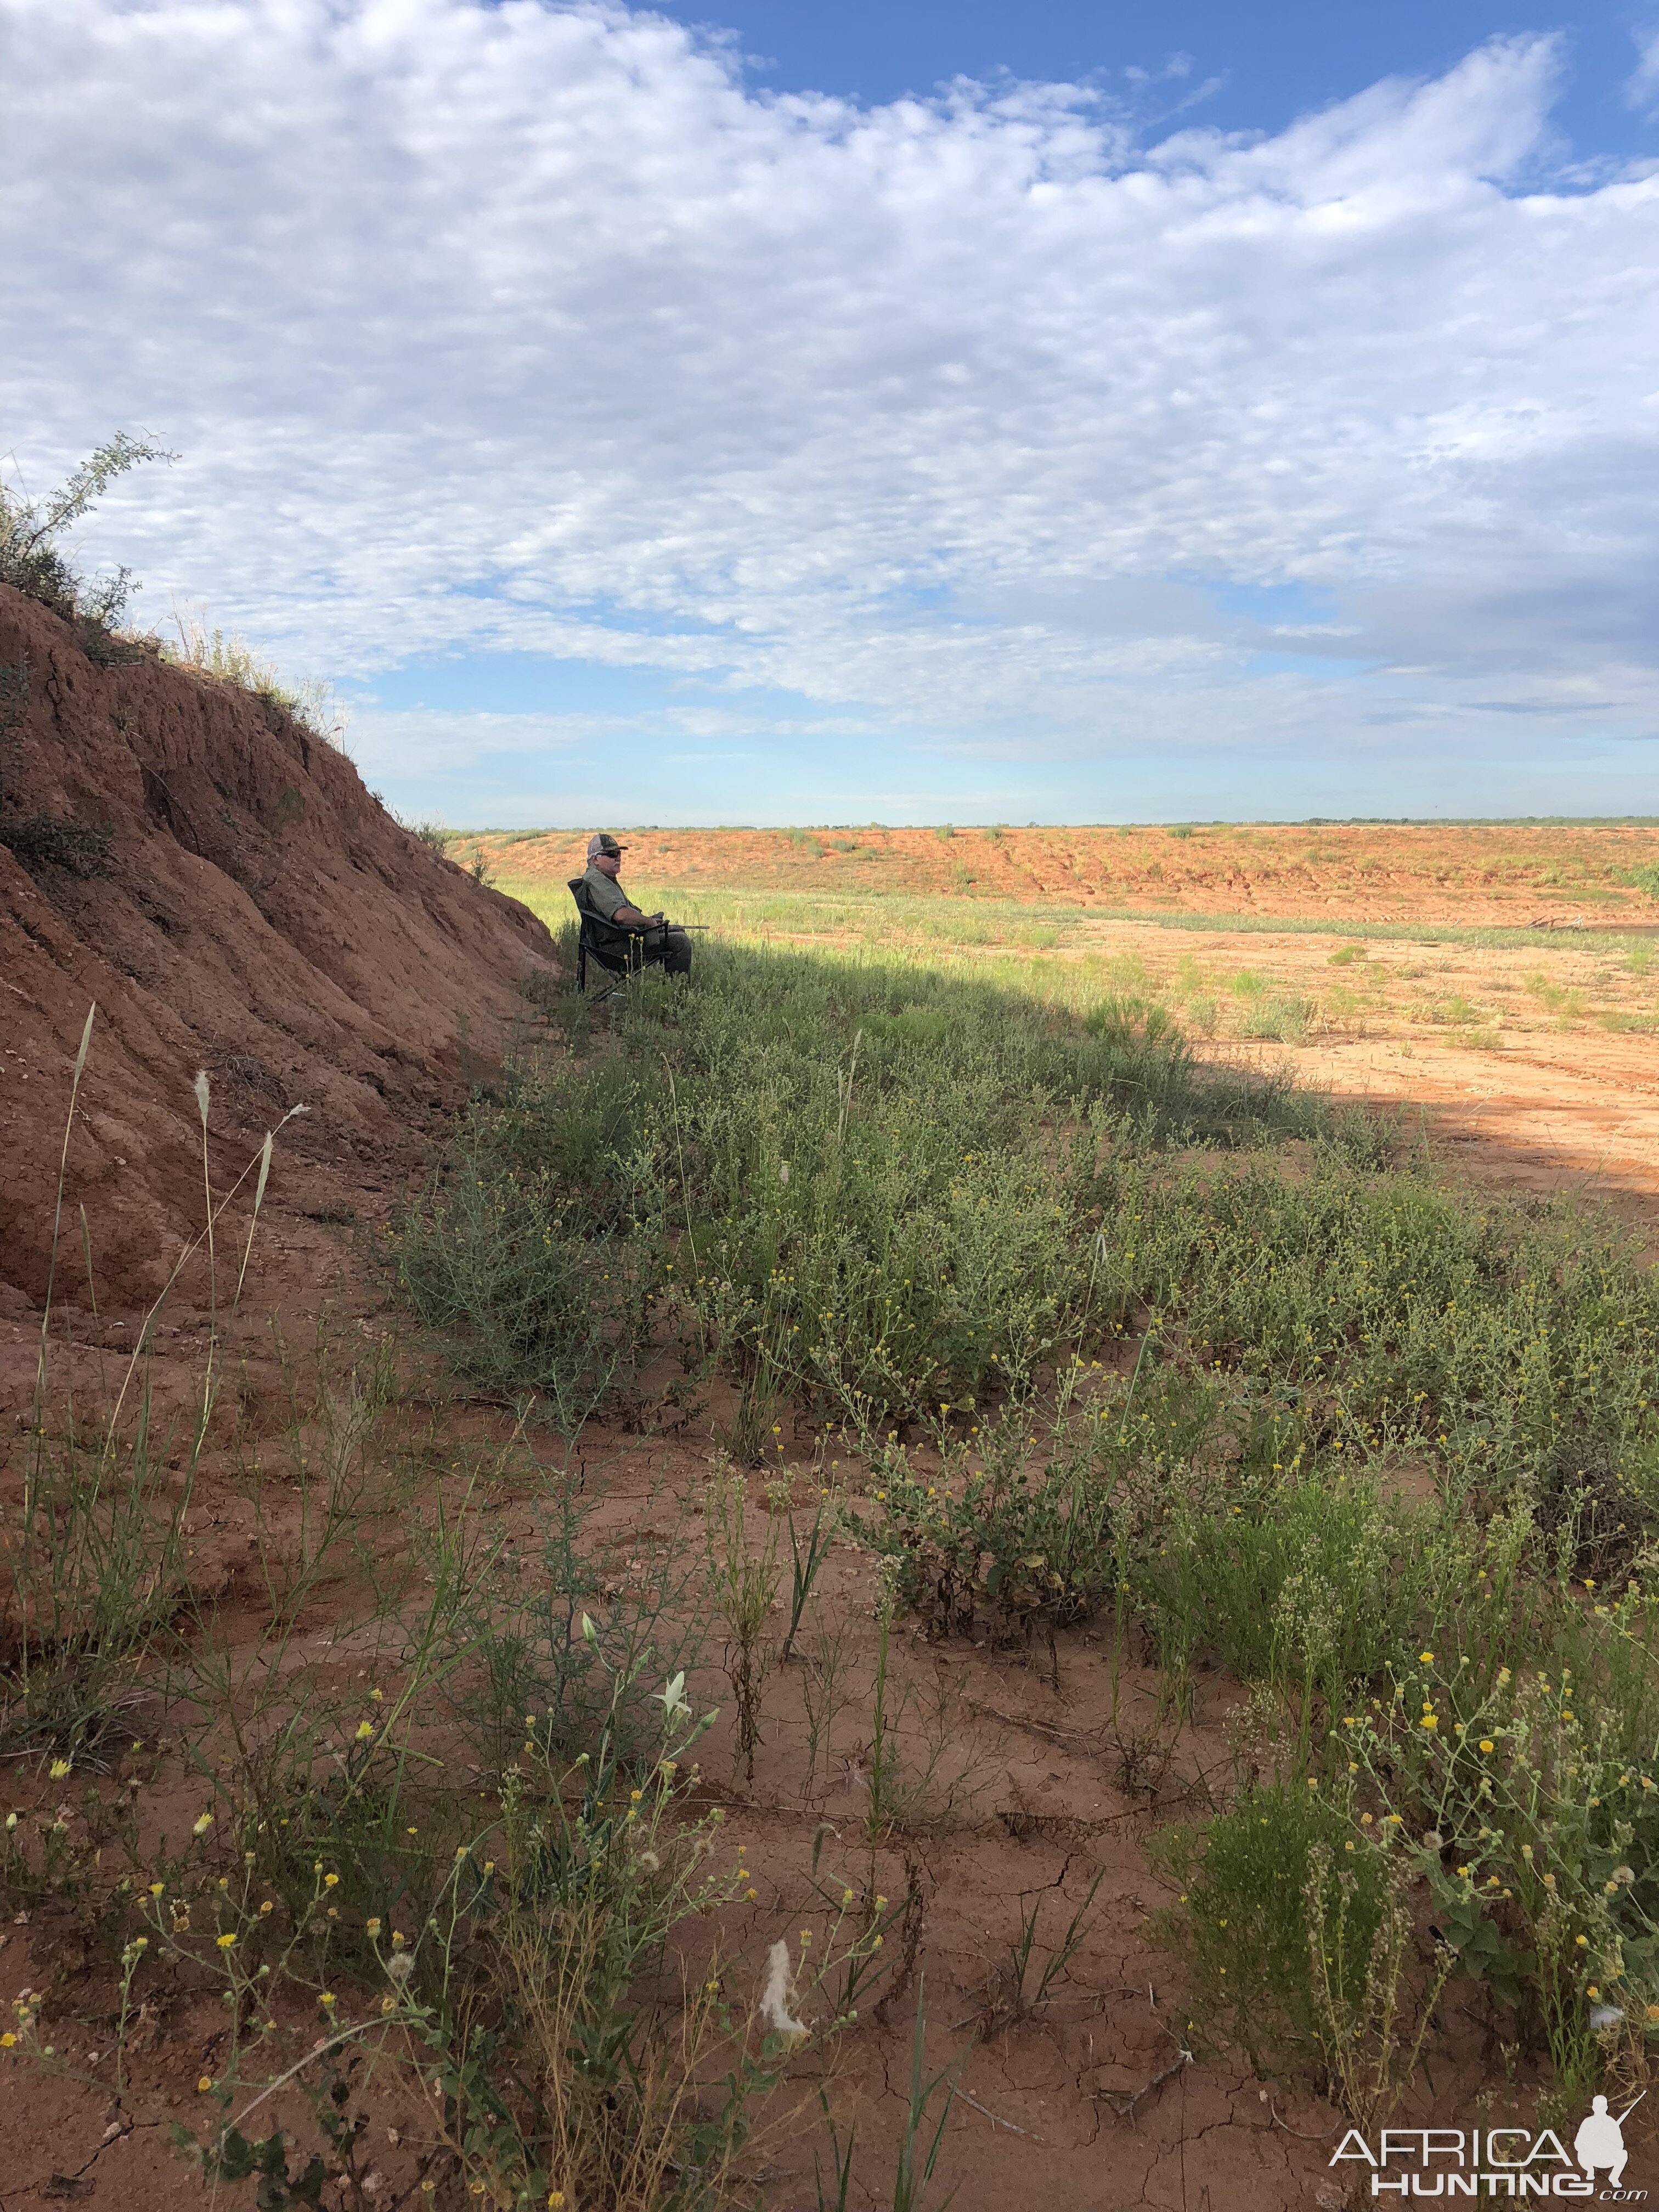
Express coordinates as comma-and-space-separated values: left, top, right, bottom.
4, 0, 1659, 823
653, 0, 1657, 159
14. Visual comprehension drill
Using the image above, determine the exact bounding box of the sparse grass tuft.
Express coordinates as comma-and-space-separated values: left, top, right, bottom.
163, 605, 350, 747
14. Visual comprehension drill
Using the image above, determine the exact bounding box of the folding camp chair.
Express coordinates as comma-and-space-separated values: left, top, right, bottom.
567, 876, 671, 1000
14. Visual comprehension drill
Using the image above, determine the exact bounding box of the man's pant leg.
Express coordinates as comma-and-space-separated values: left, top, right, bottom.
645, 927, 693, 975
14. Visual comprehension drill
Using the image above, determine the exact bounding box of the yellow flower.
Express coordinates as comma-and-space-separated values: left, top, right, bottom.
319, 1991, 337, 2008
323, 1872, 340, 1888
198, 2075, 213, 2093
192, 1813, 213, 1837
1, 2033, 15, 2049
355, 1722, 375, 1742
1479, 1739, 1494, 1754
216, 1932, 237, 1950
1419, 1651, 1434, 1664
148, 1881, 164, 1897
259, 1901, 273, 1916
49, 1759, 72, 1781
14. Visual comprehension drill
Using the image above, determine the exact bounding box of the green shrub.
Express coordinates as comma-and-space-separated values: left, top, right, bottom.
864, 1407, 1117, 1645
1346, 1627, 1659, 2094
0, 435, 172, 636
1238, 992, 1312, 1043
1150, 1781, 1392, 2072
393, 1140, 664, 1429
1128, 1471, 1469, 1711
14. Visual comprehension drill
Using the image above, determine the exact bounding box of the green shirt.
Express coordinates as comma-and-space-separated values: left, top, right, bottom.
581, 862, 628, 920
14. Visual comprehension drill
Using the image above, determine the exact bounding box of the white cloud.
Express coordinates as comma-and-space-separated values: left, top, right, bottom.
3, 0, 1658, 817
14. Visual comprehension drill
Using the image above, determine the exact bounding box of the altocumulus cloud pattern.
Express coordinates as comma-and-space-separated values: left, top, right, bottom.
3, 0, 1659, 818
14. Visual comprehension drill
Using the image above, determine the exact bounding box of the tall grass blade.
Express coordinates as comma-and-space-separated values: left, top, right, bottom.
891, 1977, 959, 2212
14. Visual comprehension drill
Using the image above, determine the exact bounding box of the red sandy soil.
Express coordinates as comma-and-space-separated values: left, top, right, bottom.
0, 582, 555, 1324
477, 820, 1659, 930
0, 642, 1639, 2208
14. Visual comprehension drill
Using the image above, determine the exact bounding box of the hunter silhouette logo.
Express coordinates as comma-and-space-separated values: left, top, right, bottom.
1576, 2095, 1643, 2192
1331, 2095, 1647, 2197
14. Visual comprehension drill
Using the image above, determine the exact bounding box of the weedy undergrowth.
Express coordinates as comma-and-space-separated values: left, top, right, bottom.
1149, 1780, 1394, 2076
1304, 1838, 1454, 2137
706, 1461, 781, 1785
977, 1864, 1107, 2040
4, 1014, 300, 1770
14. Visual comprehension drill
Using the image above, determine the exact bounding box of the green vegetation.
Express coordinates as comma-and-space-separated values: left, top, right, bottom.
13, 920, 1659, 2190
396, 936, 1299, 1432
2, 1032, 918, 2210
0, 433, 173, 642
399, 929, 1659, 2126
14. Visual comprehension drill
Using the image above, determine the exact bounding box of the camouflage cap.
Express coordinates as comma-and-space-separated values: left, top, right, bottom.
587, 831, 627, 859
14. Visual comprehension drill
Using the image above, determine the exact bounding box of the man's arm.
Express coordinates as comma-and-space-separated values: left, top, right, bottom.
611, 896, 664, 929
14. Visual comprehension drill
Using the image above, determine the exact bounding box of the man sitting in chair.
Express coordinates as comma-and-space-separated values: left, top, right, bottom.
580, 832, 693, 975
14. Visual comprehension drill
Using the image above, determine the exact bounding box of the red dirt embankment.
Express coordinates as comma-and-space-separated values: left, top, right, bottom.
0, 584, 555, 1335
